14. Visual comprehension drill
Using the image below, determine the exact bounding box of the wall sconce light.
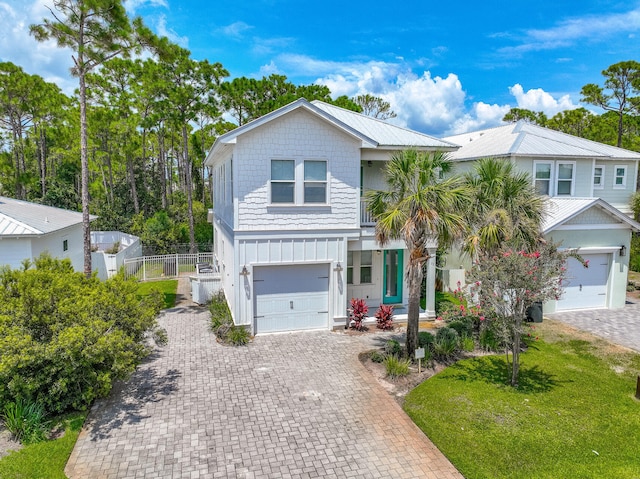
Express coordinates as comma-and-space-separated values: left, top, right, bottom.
334, 262, 343, 272
240, 265, 250, 276
367, 160, 372, 167
620, 245, 626, 257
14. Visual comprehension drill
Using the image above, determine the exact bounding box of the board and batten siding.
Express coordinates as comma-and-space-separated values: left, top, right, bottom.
233, 233, 348, 330
234, 109, 361, 231
214, 221, 236, 318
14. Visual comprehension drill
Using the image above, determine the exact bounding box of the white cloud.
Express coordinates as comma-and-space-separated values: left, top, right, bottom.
509, 83, 579, 115
499, 7, 640, 55
124, 0, 168, 15
155, 13, 188, 47
220, 21, 253, 40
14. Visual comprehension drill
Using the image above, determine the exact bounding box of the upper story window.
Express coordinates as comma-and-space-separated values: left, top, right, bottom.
271, 160, 295, 203
556, 162, 575, 196
534, 162, 552, 195
593, 165, 604, 190
533, 161, 575, 196
304, 161, 327, 203
271, 159, 328, 205
614, 165, 627, 188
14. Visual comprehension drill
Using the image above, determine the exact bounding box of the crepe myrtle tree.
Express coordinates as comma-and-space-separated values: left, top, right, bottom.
470, 242, 586, 387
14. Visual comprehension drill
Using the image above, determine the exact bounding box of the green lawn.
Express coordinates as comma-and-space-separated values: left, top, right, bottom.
136, 279, 178, 309
0, 412, 86, 479
404, 321, 640, 479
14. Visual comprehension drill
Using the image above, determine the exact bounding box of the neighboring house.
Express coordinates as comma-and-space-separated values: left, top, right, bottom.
0, 196, 87, 271
205, 98, 457, 334
91, 231, 142, 280
444, 121, 640, 311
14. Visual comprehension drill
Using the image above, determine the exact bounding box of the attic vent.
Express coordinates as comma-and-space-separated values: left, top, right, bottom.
44, 217, 49, 223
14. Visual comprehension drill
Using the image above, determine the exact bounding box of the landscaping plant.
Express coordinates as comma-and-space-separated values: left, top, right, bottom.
349, 298, 368, 331
383, 355, 411, 378
209, 292, 250, 346
375, 304, 394, 330
384, 339, 402, 357
2, 398, 48, 444
433, 327, 460, 360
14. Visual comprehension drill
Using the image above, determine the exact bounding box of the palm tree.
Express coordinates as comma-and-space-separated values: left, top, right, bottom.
367, 150, 469, 356
462, 158, 545, 260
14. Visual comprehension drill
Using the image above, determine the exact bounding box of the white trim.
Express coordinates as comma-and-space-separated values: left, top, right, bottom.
533, 160, 553, 195
559, 246, 620, 254
554, 223, 628, 231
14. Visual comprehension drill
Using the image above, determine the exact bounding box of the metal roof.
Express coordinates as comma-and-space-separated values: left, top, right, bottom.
311, 101, 457, 149
542, 197, 640, 233
445, 121, 640, 161
0, 197, 86, 236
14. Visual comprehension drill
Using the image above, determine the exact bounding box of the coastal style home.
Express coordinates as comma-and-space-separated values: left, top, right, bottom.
205, 98, 457, 334
0, 196, 86, 271
444, 121, 640, 311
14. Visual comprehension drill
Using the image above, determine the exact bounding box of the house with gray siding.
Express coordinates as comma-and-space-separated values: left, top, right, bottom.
444, 121, 640, 312
205, 98, 457, 334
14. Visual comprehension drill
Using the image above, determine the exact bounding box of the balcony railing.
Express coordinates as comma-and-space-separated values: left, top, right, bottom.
360, 197, 375, 226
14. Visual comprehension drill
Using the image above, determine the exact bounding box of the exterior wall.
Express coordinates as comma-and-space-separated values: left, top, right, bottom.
0, 238, 33, 269
214, 221, 236, 319
595, 160, 637, 212
232, 232, 349, 331
235, 109, 361, 231
362, 161, 387, 192
31, 225, 84, 272
544, 227, 631, 311
212, 154, 235, 229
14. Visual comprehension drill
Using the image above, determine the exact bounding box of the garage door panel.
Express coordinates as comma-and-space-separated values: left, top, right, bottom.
254, 264, 329, 333
558, 254, 609, 310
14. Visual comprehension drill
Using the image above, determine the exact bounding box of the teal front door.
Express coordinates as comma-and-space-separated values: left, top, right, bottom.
383, 249, 403, 304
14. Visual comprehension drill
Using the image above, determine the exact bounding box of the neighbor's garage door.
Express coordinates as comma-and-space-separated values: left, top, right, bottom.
253, 264, 329, 333
557, 253, 610, 311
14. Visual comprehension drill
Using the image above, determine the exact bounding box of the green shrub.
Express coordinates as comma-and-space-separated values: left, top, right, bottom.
479, 325, 500, 352
0, 255, 163, 414
384, 355, 411, 378
209, 291, 232, 330
433, 327, 460, 360
2, 399, 48, 444
418, 331, 435, 349
226, 326, 249, 346
435, 291, 464, 315
460, 334, 475, 352
369, 350, 386, 363
448, 318, 474, 337
385, 339, 402, 357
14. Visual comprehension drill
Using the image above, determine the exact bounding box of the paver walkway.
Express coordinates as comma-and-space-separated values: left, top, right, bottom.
66, 294, 462, 478
546, 298, 640, 353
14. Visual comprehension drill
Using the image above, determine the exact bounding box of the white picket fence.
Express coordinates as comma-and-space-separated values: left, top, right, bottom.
123, 253, 218, 281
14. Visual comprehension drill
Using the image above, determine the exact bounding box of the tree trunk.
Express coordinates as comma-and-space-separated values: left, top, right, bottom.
79, 69, 92, 278
182, 125, 196, 253
38, 125, 47, 197
406, 266, 422, 358
126, 154, 139, 214
159, 130, 167, 209
511, 317, 522, 386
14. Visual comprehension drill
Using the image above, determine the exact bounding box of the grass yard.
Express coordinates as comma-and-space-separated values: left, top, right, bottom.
404, 321, 640, 479
0, 412, 86, 479
136, 279, 178, 309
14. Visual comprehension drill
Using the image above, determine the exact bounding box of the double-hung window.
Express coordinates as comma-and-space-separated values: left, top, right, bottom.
271, 160, 295, 203
556, 162, 575, 196
614, 165, 627, 188
346, 251, 373, 285
271, 159, 328, 205
593, 165, 604, 190
534, 162, 552, 195
304, 161, 327, 203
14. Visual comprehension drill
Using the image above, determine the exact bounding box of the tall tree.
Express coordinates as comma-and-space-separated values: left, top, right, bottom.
502, 108, 547, 125
462, 158, 545, 260
546, 107, 597, 138
367, 150, 469, 356
580, 60, 640, 147
353, 94, 397, 120
30, 0, 152, 277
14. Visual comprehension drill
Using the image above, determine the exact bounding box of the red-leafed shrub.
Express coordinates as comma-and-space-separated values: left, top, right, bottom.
349, 298, 368, 330
375, 304, 394, 330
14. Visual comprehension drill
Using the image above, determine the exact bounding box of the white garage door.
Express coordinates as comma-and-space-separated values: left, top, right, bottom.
557, 253, 610, 311
253, 264, 329, 333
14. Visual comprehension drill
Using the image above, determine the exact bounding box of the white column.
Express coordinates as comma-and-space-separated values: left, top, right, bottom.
425, 252, 437, 317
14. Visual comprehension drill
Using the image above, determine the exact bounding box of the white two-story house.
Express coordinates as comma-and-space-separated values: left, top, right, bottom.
205, 98, 457, 334
444, 121, 640, 312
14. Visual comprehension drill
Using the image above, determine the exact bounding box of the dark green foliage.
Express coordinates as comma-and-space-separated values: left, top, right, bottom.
0, 255, 163, 414
209, 292, 249, 346
479, 325, 501, 352
2, 398, 48, 444
433, 327, 460, 360
447, 318, 474, 338
460, 334, 475, 352
384, 339, 402, 357
418, 331, 435, 349
435, 291, 463, 315
369, 350, 386, 363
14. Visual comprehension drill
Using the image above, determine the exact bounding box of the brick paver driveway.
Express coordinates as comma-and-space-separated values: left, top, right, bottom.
66, 306, 462, 479
546, 299, 640, 353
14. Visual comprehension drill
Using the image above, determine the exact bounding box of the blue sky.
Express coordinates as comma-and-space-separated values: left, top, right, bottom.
2, 0, 640, 136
